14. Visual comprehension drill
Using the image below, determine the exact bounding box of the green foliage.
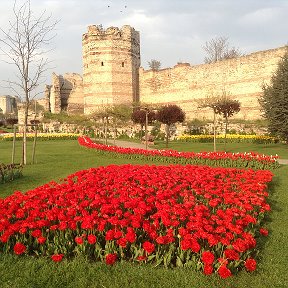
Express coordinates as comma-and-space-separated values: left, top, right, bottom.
29, 100, 45, 113
131, 109, 156, 125
200, 92, 241, 151
259, 47, 288, 141
5, 118, 18, 126
43, 112, 93, 126
150, 121, 165, 140
157, 105, 185, 126
117, 133, 132, 140
0, 163, 23, 183
185, 119, 208, 135
215, 97, 240, 119
109, 104, 132, 123
157, 104, 185, 147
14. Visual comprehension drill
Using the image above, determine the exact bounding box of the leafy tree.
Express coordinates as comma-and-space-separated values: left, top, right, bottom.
109, 104, 132, 123
203, 36, 243, 64
99, 104, 132, 130
215, 95, 240, 150
92, 108, 110, 145
107, 104, 132, 144
185, 119, 208, 135
131, 108, 156, 140
30, 119, 40, 125
148, 59, 161, 71
199, 97, 220, 152
259, 47, 288, 142
199, 92, 240, 151
6, 118, 18, 127
157, 104, 185, 148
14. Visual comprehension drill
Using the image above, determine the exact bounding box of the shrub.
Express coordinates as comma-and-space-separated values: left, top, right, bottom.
0, 163, 23, 183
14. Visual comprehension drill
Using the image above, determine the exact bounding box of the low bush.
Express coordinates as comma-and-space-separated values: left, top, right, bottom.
0, 163, 23, 183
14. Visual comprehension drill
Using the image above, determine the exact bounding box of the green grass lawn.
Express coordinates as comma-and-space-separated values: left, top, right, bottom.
0, 139, 287, 288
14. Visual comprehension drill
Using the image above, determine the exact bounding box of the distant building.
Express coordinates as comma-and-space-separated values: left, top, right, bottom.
0, 95, 18, 115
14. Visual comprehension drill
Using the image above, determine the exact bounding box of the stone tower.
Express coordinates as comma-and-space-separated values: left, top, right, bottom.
82, 25, 141, 114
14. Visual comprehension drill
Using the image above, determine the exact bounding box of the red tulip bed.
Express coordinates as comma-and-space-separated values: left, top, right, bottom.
78, 136, 279, 170
0, 163, 272, 279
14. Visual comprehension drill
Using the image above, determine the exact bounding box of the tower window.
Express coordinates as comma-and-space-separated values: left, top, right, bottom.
101, 62, 104, 66
122, 62, 125, 67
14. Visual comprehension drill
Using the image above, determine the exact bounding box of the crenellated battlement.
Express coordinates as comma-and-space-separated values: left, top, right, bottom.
82, 25, 139, 43
82, 24, 140, 114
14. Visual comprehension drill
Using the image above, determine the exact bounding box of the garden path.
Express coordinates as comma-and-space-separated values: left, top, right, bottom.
106, 140, 155, 150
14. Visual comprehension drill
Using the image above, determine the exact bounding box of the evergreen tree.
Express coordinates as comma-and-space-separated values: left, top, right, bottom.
259, 47, 288, 141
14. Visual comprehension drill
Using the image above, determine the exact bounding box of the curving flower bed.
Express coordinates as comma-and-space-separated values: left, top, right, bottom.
78, 136, 279, 170
0, 164, 272, 278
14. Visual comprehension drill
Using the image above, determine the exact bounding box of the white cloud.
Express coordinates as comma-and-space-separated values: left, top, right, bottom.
239, 7, 285, 26
0, 0, 288, 97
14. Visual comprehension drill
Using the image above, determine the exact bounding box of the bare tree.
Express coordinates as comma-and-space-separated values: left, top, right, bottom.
148, 59, 161, 71
203, 36, 244, 64
0, 0, 58, 164
0, 0, 58, 124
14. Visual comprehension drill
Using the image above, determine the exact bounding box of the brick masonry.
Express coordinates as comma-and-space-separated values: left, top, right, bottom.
43, 25, 287, 120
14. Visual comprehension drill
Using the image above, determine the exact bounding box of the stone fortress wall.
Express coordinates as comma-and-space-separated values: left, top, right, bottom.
43, 24, 287, 121
140, 47, 286, 120
82, 25, 140, 114
45, 72, 83, 114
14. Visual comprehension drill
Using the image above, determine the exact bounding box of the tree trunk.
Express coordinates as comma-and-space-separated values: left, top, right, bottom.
165, 124, 170, 148
213, 111, 217, 152
104, 116, 108, 145
113, 123, 116, 145
224, 116, 228, 151
12, 125, 16, 164
140, 124, 144, 141
32, 125, 38, 164
22, 128, 27, 165
22, 103, 29, 165
145, 110, 148, 150
102, 117, 105, 144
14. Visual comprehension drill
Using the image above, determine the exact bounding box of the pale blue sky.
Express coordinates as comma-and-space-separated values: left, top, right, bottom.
0, 0, 287, 98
